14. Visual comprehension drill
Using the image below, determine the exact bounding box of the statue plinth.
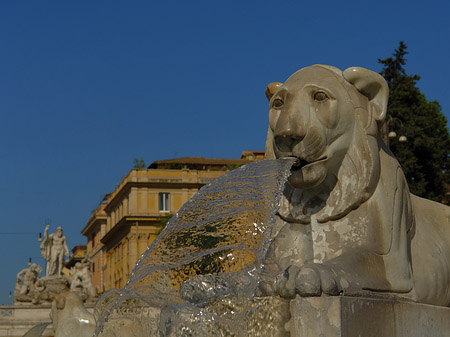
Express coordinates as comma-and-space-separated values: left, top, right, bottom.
0, 301, 95, 337
14, 275, 71, 305
290, 296, 450, 337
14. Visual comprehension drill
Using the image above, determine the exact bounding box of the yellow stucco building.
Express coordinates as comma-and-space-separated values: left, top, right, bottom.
81, 153, 263, 293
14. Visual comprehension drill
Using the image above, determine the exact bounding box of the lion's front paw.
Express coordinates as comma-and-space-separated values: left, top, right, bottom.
276, 264, 353, 299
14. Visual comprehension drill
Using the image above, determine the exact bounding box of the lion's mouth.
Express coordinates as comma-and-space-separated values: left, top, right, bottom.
282, 156, 327, 170
292, 158, 308, 169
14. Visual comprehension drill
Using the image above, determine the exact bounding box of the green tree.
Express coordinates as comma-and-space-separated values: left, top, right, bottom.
379, 42, 450, 203
133, 158, 146, 169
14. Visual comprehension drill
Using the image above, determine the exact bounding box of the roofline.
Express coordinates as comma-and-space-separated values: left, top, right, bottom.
81, 214, 107, 236
148, 157, 253, 168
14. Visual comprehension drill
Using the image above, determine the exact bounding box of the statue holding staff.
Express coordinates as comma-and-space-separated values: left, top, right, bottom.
40, 224, 69, 276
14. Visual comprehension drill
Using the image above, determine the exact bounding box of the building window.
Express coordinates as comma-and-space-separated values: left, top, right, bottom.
91, 231, 96, 247
159, 193, 170, 212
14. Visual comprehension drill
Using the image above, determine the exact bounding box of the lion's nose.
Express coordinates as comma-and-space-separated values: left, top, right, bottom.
274, 133, 304, 152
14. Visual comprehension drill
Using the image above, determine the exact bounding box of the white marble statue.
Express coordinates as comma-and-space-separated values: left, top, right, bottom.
70, 262, 96, 299
15, 263, 42, 301
40, 225, 69, 276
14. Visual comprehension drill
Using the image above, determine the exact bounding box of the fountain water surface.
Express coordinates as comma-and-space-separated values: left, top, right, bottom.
94, 159, 294, 336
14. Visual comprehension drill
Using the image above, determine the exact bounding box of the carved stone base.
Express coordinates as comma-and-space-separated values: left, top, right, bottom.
13, 276, 71, 306
290, 296, 450, 337
0, 302, 94, 337
0, 304, 53, 337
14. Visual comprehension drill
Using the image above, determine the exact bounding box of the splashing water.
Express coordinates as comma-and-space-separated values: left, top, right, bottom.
94, 159, 294, 336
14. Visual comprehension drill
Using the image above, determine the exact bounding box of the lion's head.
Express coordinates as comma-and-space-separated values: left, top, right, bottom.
265, 65, 389, 223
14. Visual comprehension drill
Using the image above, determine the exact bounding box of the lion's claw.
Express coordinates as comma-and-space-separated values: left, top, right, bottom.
275, 265, 300, 299
276, 264, 348, 299
317, 267, 340, 296
295, 267, 321, 296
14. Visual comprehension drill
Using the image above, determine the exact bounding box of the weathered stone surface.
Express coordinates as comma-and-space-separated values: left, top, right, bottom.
51, 292, 95, 337
290, 296, 450, 337
33, 276, 71, 305
262, 64, 450, 306
85, 296, 450, 337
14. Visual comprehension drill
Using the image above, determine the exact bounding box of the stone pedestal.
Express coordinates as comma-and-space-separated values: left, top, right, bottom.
290, 296, 450, 337
0, 305, 53, 337
0, 303, 94, 337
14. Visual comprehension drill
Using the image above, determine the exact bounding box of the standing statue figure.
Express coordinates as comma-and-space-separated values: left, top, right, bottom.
40, 224, 69, 276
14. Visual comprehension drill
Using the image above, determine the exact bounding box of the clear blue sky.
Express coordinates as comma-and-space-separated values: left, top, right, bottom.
1, 1, 449, 305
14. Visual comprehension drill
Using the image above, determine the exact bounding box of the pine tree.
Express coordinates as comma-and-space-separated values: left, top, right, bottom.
379, 42, 450, 203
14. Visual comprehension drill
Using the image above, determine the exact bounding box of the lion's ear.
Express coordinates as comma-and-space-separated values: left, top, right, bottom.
265, 82, 283, 101
343, 67, 389, 122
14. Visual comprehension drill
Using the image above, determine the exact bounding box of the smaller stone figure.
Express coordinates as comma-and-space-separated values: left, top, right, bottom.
40, 224, 69, 276
15, 263, 42, 301
70, 262, 96, 299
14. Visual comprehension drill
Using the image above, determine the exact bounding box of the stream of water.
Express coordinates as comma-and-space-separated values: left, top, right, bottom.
94, 158, 294, 336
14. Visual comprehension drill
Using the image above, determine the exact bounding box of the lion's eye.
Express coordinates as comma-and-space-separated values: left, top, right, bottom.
313, 91, 329, 102
272, 98, 284, 109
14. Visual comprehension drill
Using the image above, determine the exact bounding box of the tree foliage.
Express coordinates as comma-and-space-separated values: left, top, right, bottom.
379, 42, 450, 203
133, 158, 146, 169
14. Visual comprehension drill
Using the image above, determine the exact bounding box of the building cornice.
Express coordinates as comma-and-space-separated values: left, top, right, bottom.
81, 213, 107, 236
100, 215, 166, 249
104, 180, 207, 213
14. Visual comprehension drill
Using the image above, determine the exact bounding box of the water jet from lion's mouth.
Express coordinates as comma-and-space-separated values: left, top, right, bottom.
281, 156, 309, 170
94, 159, 296, 336
283, 156, 329, 172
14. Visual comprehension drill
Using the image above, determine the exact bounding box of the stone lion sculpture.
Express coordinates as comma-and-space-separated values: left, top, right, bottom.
50, 292, 96, 337
260, 64, 450, 306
